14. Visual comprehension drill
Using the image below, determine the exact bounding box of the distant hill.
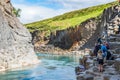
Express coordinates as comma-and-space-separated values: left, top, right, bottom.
25, 2, 117, 36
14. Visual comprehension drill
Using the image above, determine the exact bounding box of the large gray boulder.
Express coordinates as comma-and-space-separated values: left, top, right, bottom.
0, 0, 38, 71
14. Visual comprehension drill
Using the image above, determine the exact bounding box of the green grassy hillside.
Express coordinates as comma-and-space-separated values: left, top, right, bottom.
25, 2, 117, 36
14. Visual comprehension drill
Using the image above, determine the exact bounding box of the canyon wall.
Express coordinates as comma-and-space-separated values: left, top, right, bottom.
0, 0, 38, 71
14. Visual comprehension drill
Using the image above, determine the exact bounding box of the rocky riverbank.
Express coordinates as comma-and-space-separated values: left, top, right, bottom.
35, 43, 92, 56
75, 31, 120, 80
75, 5, 120, 80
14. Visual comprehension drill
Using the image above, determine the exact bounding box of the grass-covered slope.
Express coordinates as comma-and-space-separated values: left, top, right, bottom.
25, 2, 117, 36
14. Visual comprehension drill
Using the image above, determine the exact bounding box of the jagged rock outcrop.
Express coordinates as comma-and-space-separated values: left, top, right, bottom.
0, 0, 38, 71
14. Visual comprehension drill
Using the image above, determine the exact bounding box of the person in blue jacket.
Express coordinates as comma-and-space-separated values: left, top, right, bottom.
101, 42, 107, 58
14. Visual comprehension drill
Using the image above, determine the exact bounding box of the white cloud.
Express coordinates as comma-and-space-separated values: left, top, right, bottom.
50, 0, 115, 9
12, 0, 115, 23
14, 4, 69, 23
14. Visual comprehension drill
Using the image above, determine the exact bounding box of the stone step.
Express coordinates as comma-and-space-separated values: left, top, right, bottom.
109, 42, 120, 50
94, 76, 103, 80
110, 34, 120, 37
114, 48, 120, 54
109, 48, 120, 54
108, 36, 120, 42
110, 75, 120, 80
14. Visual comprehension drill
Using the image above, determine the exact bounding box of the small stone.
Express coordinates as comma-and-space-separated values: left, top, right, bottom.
93, 66, 98, 72
103, 75, 110, 80
77, 75, 84, 80
84, 74, 94, 80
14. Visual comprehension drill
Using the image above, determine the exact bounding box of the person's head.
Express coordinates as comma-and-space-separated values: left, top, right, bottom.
98, 50, 102, 55
104, 41, 108, 45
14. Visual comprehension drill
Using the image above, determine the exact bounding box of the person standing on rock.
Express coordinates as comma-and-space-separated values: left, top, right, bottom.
101, 42, 108, 62
97, 50, 104, 72
101, 42, 107, 57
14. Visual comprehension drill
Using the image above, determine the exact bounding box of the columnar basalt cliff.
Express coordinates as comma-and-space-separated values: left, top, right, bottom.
48, 26, 82, 49
33, 13, 102, 52
33, 4, 120, 54
100, 5, 120, 35
48, 18, 98, 50
0, 0, 38, 71
48, 5, 120, 50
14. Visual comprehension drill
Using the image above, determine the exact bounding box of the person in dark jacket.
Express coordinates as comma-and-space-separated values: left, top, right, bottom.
93, 43, 101, 56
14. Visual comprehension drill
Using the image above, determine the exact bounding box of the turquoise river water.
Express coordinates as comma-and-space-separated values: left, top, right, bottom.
0, 53, 81, 80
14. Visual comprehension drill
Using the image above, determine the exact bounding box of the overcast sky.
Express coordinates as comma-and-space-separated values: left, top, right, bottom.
11, 0, 115, 24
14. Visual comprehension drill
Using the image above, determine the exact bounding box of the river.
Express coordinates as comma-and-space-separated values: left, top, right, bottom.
0, 53, 81, 80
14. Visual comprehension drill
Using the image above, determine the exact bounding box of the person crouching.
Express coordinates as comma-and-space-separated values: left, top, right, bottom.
97, 50, 104, 72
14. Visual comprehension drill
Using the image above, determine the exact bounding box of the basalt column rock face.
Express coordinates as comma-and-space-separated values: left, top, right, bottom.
48, 18, 97, 50
100, 5, 120, 37
48, 27, 83, 49
0, 0, 38, 71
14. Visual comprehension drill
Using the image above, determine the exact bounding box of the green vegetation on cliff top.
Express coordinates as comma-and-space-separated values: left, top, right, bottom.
25, 2, 116, 35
